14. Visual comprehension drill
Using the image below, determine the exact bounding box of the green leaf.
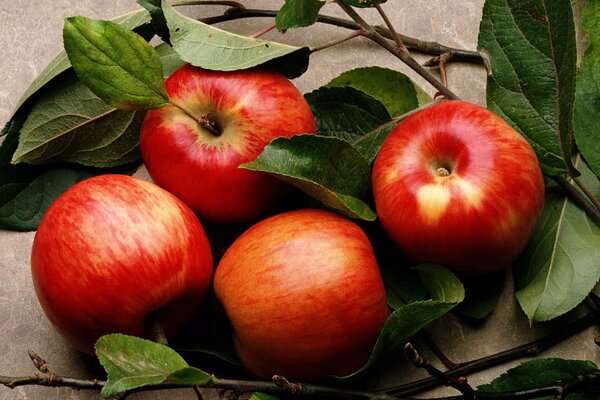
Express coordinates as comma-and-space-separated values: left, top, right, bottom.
456, 271, 506, 319
346, 299, 462, 379
63, 16, 169, 111
342, 0, 388, 7
415, 264, 465, 304
242, 135, 376, 221
3, 9, 151, 127
326, 66, 430, 117
162, 1, 310, 78
11, 72, 143, 168
275, 0, 325, 31
477, 358, 598, 394
304, 86, 392, 143
96, 334, 214, 397
0, 166, 97, 231
137, 0, 170, 43
574, 0, 600, 179
353, 123, 397, 165
155, 42, 186, 78
514, 161, 600, 322
478, 0, 577, 176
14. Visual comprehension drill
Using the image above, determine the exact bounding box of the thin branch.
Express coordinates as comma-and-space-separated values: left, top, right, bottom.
553, 175, 600, 227
333, 0, 459, 100
173, 0, 246, 9
374, 3, 404, 51
198, 9, 483, 64
404, 343, 475, 399
574, 176, 600, 213
310, 29, 367, 52
383, 307, 600, 397
353, 97, 445, 147
250, 23, 276, 38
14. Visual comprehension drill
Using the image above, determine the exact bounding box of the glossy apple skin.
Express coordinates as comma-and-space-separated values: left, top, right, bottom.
372, 100, 545, 276
214, 209, 390, 380
31, 174, 214, 353
140, 65, 317, 223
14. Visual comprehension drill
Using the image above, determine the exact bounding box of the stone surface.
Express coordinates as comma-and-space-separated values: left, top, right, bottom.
0, 1, 597, 400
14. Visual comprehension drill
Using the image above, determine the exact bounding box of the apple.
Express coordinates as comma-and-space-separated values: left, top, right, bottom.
139, 65, 317, 224
213, 209, 390, 380
30, 174, 214, 353
372, 100, 545, 276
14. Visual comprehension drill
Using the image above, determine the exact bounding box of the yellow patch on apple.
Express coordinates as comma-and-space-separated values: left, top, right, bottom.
416, 177, 484, 224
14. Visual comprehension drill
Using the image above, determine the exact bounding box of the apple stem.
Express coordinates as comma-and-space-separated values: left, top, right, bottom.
170, 99, 222, 137
436, 167, 450, 177
250, 23, 276, 38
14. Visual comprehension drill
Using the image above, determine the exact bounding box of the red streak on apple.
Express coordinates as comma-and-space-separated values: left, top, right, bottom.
140, 65, 317, 223
31, 175, 214, 353
214, 209, 390, 380
372, 100, 545, 276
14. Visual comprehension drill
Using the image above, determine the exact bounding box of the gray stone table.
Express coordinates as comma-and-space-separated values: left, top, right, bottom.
0, 1, 598, 399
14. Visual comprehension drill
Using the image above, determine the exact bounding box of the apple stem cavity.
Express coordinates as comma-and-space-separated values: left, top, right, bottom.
170, 99, 223, 137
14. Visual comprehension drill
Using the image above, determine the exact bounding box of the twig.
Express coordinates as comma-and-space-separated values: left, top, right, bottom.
333, 0, 459, 100
419, 331, 457, 369
383, 307, 600, 396
404, 343, 475, 399
310, 29, 367, 52
250, 23, 276, 38
173, 0, 246, 9
553, 175, 600, 227
197, 9, 483, 63
353, 97, 445, 147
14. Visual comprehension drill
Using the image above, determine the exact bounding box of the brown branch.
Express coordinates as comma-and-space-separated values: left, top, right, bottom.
383, 306, 600, 397
404, 343, 475, 399
198, 9, 483, 64
333, 0, 459, 100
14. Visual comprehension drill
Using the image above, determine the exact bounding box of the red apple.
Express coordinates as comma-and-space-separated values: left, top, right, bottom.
140, 65, 317, 223
214, 209, 390, 380
31, 174, 214, 353
372, 100, 545, 276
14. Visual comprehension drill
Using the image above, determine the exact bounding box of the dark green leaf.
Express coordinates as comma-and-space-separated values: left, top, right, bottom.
305, 86, 391, 143
478, 358, 598, 394
478, 0, 577, 176
3, 9, 151, 127
514, 160, 600, 322
326, 66, 430, 117
11, 72, 142, 168
155, 42, 186, 78
415, 264, 465, 303
275, 0, 325, 31
346, 299, 462, 378
162, 1, 310, 78
353, 123, 397, 164
456, 270, 506, 319
574, 0, 600, 179
63, 16, 169, 111
137, 0, 170, 43
242, 135, 376, 221
342, 0, 388, 7
0, 166, 96, 231
96, 334, 214, 397
340, 270, 464, 378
